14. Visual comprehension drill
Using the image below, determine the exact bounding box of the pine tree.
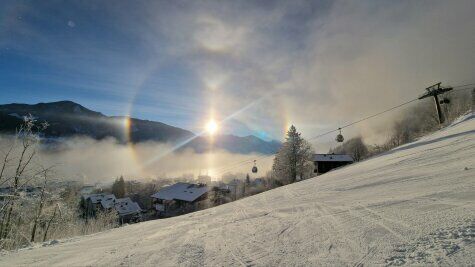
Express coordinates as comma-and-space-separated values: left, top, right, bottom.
272, 125, 314, 184
112, 176, 126, 198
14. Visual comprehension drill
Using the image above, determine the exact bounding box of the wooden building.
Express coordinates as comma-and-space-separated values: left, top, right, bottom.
150, 182, 209, 217
313, 154, 354, 175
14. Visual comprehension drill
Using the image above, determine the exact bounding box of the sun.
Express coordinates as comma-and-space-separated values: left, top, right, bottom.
206, 120, 218, 135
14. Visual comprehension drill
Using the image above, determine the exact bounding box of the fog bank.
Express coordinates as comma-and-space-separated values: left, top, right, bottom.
0, 135, 273, 184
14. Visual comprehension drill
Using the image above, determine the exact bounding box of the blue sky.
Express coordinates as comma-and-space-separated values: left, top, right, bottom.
1, 1, 206, 130
1, 0, 474, 144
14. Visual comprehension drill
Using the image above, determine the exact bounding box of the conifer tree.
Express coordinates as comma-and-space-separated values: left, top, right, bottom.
272, 125, 314, 184
112, 176, 126, 198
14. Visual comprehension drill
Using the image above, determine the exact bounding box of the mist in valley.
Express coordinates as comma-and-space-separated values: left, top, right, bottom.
0, 134, 273, 184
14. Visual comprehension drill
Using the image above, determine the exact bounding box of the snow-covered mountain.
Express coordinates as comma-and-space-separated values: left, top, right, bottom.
1, 113, 474, 266
0, 101, 280, 154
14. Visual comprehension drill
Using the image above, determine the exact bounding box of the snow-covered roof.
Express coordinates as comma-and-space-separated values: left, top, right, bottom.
85, 193, 116, 206
114, 197, 142, 216
151, 182, 209, 202
313, 154, 354, 162
100, 196, 117, 209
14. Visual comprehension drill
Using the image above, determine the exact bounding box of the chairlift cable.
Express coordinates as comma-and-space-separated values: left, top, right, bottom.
212, 82, 474, 176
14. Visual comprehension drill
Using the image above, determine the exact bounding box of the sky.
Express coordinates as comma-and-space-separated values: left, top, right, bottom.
1, 0, 475, 146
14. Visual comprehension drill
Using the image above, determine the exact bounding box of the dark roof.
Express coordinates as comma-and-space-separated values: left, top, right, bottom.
313, 154, 354, 162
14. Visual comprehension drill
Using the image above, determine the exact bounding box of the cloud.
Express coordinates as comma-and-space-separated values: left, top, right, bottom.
0, 135, 271, 183
147, 0, 475, 150
2, 0, 475, 152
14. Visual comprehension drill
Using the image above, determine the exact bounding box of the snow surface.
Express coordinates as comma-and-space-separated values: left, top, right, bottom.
1, 114, 474, 266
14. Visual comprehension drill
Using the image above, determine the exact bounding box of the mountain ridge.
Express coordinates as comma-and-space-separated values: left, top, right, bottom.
0, 101, 281, 154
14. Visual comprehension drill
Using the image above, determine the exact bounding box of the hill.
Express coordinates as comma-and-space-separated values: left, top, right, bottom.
1, 114, 473, 266
0, 101, 280, 154
0, 101, 194, 143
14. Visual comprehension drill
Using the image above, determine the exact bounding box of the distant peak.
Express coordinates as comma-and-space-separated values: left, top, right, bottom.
32, 100, 103, 116
51, 100, 77, 104
38, 100, 83, 107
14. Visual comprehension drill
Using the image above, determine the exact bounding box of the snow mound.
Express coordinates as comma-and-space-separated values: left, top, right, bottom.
1, 115, 474, 266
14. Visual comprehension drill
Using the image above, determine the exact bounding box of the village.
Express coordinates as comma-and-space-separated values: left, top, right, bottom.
77, 153, 354, 224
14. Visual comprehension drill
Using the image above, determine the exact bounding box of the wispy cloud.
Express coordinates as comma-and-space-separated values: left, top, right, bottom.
1, 0, 475, 150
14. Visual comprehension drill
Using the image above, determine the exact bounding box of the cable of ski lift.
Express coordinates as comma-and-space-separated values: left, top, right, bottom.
213, 82, 474, 176
216, 97, 420, 176
218, 98, 420, 176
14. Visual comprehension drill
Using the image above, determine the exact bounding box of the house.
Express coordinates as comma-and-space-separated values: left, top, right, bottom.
313, 153, 354, 175
210, 184, 232, 205
114, 197, 142, 223
150, 182, 209, 217
251, 178, 267, 187
82, 193, 116, 216
227, 179, 245, 200
82, 193, 142, 223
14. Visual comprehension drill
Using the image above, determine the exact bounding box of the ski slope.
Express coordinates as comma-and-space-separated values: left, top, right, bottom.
1, 114, 474, 266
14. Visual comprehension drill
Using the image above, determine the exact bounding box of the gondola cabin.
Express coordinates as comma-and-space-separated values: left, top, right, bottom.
313, 154, 354, 175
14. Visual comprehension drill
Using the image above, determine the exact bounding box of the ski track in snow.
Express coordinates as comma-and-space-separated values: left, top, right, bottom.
1, 113, 474, 266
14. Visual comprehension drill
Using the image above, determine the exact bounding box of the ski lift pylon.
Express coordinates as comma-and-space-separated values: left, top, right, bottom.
335, 128, 344, 143
252, 160, 258, 173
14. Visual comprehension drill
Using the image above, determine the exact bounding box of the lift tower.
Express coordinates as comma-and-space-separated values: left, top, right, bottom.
418, 82, 453, 124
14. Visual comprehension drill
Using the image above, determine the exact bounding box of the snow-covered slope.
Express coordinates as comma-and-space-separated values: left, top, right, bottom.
2, 114, 474, 266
